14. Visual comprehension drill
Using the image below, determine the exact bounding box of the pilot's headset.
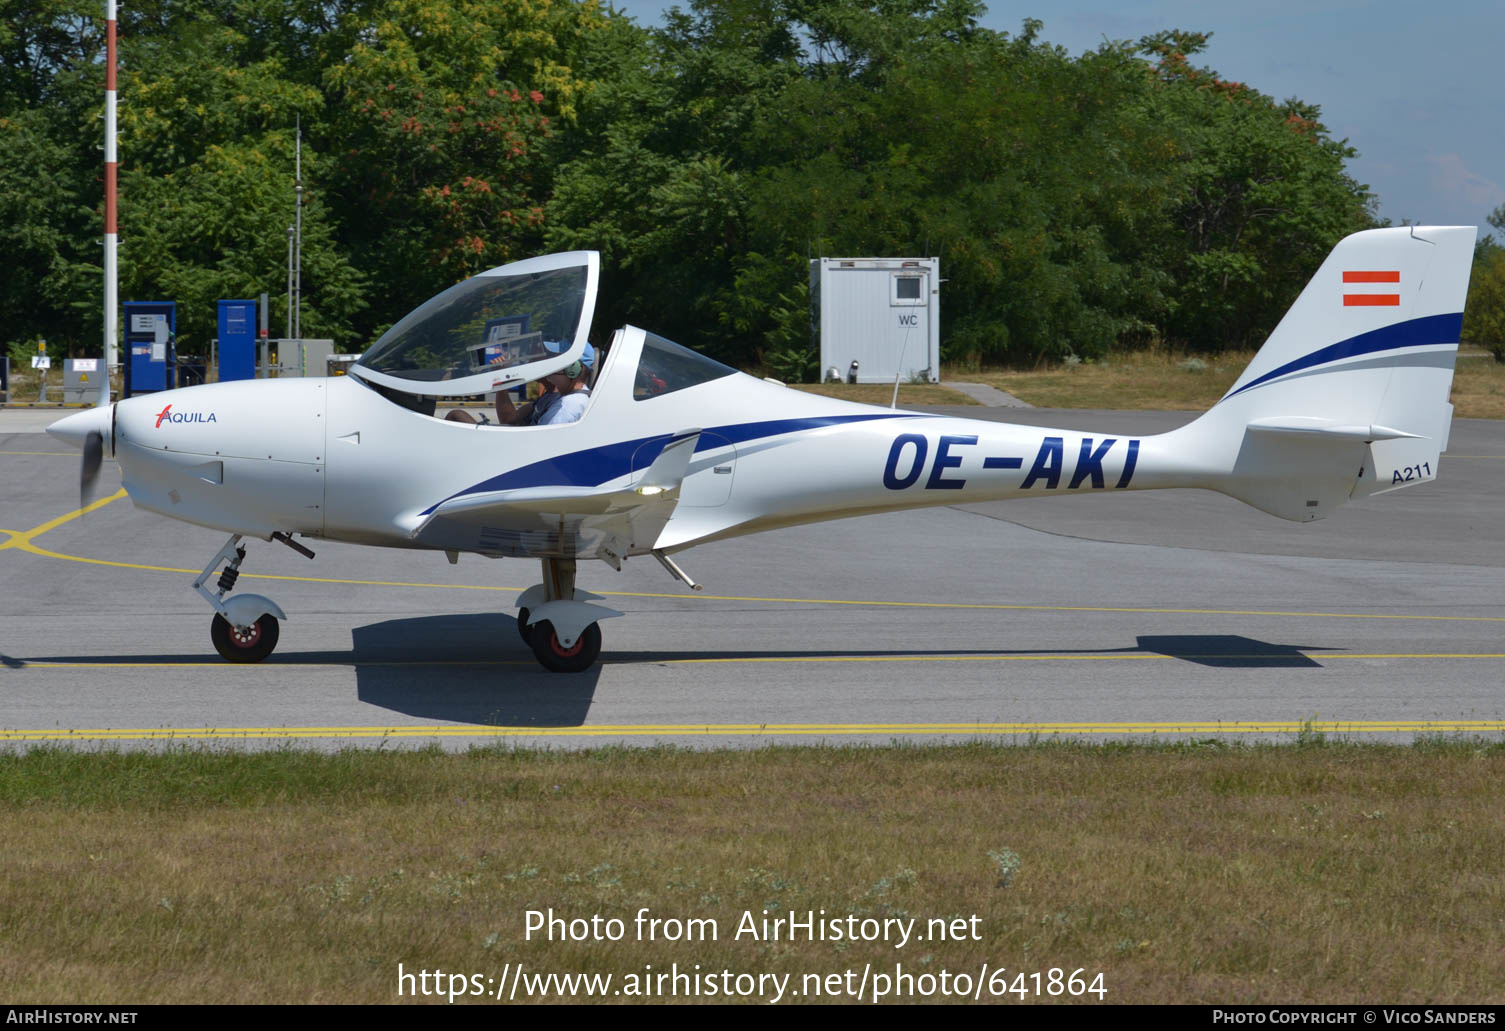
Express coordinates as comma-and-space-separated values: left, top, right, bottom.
566, 343, 598, 387
545, 341, 594, 385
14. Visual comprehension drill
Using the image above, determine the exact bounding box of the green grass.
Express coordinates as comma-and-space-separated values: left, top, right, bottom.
3, 740, 1503, 1004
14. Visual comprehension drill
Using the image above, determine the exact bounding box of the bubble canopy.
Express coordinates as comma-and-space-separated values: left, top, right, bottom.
350, 251, 599, 398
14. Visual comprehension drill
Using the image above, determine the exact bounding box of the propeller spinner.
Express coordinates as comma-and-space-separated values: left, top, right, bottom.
47, 404, 113, 508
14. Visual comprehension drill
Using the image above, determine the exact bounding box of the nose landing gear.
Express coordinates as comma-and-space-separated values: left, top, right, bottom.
194, 533, 309, 664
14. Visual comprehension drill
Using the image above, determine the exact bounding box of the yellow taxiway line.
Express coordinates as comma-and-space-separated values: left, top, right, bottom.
2, 720, 1503, 742
8, 490, 1505, 626
7, 494, 1505, 744
0, 489, 127, 555
6, 652, 1505, 670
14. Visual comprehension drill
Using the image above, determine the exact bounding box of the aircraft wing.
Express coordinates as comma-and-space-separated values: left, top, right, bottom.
409, 430, 700, 561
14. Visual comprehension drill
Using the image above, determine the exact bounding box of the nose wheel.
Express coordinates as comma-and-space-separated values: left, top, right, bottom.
210, 613, 280, 663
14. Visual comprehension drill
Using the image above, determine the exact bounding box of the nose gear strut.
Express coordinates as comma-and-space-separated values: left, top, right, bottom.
193, 534, 293, 663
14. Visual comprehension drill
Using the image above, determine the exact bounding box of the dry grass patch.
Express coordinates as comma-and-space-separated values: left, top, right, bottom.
958, 348, 1505, 420
787, 382, 980, 406
2, 741, 1503, 1004
1449, 355, 1505, 419
960, 351, 1254, 411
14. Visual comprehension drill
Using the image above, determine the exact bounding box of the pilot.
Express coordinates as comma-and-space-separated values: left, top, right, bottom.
448, 341, 595, 426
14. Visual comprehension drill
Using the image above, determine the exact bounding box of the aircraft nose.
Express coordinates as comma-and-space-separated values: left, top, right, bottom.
47, 405, 113, 451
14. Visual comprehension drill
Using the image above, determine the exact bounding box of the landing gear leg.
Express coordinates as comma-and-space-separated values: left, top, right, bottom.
516, 557, 617, 673
193, 534, 289, 664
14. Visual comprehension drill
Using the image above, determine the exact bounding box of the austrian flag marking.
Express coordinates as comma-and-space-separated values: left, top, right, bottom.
1342, 270, 1401, 307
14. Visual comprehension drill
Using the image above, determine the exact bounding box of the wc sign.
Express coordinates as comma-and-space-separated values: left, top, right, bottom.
897, 312, 921, 328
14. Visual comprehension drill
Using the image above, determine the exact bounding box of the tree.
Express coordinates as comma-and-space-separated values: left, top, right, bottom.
1463, 249, 1505, 361
115, 11, 367, 350
544, 1, 798, 359
321, 0, 608, 340
1139, 31, 1376, 351
0, 0, 1394, 371
724, 11, 1180, 367
0, 0, 107, 354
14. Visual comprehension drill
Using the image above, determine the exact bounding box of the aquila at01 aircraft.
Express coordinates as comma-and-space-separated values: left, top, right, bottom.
49, 226, 1476, 671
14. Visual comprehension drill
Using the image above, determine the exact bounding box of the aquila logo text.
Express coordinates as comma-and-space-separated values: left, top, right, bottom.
154, 404, 217, 428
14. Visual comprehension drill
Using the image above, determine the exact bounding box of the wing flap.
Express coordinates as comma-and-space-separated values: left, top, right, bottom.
410, 429, 702, 557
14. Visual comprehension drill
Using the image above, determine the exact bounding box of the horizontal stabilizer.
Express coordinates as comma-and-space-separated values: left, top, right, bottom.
1245, 417, 1423, 442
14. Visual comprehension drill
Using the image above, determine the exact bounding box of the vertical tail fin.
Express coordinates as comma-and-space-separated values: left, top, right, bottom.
1169, 225, 1476, 521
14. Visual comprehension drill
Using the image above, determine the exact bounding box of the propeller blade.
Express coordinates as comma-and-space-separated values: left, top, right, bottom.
81, 429, 103, 507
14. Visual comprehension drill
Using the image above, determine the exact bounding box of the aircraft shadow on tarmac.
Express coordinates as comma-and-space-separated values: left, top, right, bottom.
1134, 635, 1334, 668
348, 614, 600, 726
0, 630, 1336, 728
0, 614, 601, 728
590, 633, 1338, 669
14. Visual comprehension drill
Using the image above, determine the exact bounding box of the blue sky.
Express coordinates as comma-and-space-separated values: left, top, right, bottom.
604, 0, 1504, 234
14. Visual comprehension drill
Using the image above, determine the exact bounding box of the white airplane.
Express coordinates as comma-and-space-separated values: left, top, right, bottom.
48, 227, 1476, 672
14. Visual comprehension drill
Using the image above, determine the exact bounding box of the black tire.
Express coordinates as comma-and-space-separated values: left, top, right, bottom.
516, 607, 533, 644
210, 613, 280, 664
529, 620, 601, 673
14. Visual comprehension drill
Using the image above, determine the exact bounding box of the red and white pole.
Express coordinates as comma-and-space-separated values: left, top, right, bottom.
102, 0, 118, 402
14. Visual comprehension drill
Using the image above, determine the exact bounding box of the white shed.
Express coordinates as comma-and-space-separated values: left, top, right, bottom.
811, 257, 940, 384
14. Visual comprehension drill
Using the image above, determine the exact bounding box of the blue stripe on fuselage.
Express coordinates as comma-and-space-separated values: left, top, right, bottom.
420, 412, 918, 515
1222, 312, 1463, 402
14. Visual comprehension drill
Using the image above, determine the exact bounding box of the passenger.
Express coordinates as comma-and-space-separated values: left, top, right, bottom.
503, 341, 595, 425
447, 342, 595, 426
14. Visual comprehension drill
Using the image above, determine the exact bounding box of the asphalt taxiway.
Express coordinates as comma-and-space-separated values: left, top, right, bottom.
3, 406, 1503, 748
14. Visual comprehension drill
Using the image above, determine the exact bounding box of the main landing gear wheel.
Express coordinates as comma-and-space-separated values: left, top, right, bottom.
517, 607, 533, 645
210, 613, 280, 664
530, 620, 601, 673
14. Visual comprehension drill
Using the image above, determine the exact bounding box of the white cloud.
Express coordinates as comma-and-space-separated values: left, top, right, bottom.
1426, 153, 1504, 211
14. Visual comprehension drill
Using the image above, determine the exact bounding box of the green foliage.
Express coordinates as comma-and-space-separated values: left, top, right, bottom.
1140, 32, 1374, 351
7, 337, 40, 366
321, 0, 606, 321
1462, 248, 1505, 361
761, 344, 819, 383
1, 0, 1383, 367
543, 4, 791, 359
0, 106, 97, 352
110, 13, 368, 349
